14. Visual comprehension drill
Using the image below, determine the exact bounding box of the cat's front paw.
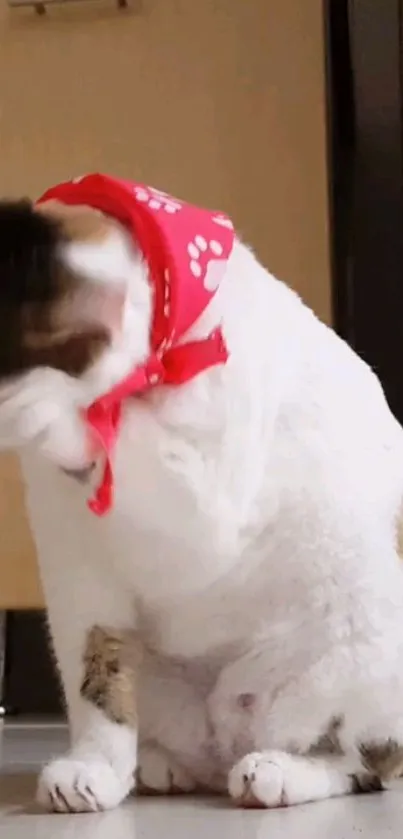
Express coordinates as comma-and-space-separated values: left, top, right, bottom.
37, 756, 134, 813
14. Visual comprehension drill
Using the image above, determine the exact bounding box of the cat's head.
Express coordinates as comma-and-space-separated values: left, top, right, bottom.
0, 199, 152, 471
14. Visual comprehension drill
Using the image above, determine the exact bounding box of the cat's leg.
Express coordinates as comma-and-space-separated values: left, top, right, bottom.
209, 639, 403, 808
228, 751, 382, 808
210, 660, 359, 807
220, 680, 388, 808
137, 651, 218, 793
20, 456, 140, 813
36, 552, 139, 813
208, 512, 403, 809
228, 712, 403, 809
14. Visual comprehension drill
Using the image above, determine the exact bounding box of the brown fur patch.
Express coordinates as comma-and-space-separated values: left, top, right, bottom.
81, 625, 141, 727
0, 198, 114, 380
22, 318, 110, 377
4, 312, 108, 378
309, 716, 344, 756
18, 227, 112, 376
350, 772, 384, 794
37, 200, 113, 244
21, 203, 116, 375
359, 739, 403, 781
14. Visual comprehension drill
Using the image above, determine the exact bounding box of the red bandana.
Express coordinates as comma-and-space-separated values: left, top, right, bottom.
37, 174, 234, 515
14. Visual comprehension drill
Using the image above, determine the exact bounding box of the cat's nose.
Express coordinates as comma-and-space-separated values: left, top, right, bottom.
62, 462, 96, 483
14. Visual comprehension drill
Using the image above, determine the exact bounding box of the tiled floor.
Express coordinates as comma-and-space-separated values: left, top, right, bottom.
1, 721, 403, 838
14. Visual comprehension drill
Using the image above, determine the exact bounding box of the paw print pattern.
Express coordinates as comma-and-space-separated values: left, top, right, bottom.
187, 235, 226, 290
134, 186, 182, 215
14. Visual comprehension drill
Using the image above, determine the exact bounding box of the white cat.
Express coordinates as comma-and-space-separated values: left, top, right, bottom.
1, 176, 403, 813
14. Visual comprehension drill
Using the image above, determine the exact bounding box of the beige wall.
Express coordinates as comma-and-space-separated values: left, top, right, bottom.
0, 0, 330, 607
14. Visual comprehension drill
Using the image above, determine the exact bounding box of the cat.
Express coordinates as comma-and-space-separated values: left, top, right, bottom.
1, 174, 403, 813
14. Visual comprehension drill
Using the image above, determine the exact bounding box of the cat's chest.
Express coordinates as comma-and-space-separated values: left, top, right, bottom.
133, 568, 262, 661
139, 596, 245, 660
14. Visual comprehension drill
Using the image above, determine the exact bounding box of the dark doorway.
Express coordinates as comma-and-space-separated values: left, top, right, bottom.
4, 611, 63, 716
326, 0, 403, 422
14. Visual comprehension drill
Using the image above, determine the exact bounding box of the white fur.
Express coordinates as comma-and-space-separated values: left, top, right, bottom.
3, 221, 403, 811
228, 751, 356, 807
